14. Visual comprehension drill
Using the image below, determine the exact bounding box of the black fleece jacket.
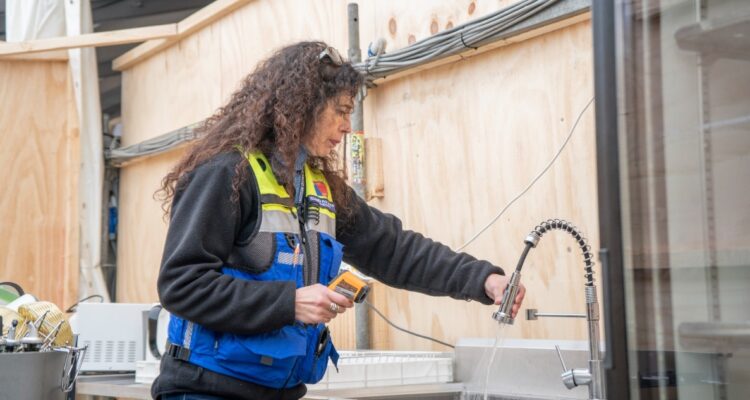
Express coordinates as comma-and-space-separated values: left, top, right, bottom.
152, 152, 504, 400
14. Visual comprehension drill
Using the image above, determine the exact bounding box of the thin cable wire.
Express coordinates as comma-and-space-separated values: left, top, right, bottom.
456, 96, 595, 252
364, 300, 455, 349
64, 294, 105, 313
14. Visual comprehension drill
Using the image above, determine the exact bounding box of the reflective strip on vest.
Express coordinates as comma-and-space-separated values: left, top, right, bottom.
259, 209, 298, 233
183, 321, 194, 349
306, 213, 335, 237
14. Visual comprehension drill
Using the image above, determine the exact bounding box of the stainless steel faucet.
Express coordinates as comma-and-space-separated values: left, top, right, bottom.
492, 219, 606, 400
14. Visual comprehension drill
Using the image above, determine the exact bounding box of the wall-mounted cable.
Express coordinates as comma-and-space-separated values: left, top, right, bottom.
353, 0, 577, 82
456, 96, 594, 252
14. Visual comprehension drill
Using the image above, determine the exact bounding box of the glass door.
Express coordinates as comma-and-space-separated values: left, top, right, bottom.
597, 1, 750, 399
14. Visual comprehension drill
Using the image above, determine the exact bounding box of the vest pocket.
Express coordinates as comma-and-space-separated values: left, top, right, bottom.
215, 325, 307, 385
297, 324, 339, 384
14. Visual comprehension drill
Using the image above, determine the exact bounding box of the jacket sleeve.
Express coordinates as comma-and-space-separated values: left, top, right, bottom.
157, 153, 296, 335
336, 187, 504, 305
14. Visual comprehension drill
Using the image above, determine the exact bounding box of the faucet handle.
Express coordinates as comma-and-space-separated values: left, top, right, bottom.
555, 344, 593, 390
554, 345, 568, 372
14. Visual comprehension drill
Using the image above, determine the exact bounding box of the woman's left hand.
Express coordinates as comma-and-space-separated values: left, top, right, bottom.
484, 273, 526, 318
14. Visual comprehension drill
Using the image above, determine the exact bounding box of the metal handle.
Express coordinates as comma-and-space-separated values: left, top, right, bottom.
59, 346, 87, 393
148, 304, 164, 359
527, 309, 586, 320
554, 345, 568, 372
492, 271, 521, 325
562, 368, 593, 390
555, 345, 594, 390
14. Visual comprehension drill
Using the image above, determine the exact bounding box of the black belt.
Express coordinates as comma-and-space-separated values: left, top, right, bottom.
165, 342, 191, 361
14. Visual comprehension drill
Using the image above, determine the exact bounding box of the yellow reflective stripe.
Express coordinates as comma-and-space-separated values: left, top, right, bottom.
318, 208, 335, 220
245, 151, 291, 199
262, 203, 295, 213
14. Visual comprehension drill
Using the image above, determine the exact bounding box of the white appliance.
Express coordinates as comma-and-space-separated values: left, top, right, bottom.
72, 303, 169, 372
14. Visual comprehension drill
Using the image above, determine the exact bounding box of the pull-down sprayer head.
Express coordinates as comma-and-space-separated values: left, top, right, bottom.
492, 232, 539, 325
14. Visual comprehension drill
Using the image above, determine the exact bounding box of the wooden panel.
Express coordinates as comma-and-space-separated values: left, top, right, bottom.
113, 0, 254, 71
116, 26, 224, 302
0, 60, 79, 309
215, 0, 350, 100
357, 0, 521, 53
365, 138, 385, 200
116, 150, 184, 302
370, 12, 590, 85
120, 27, 223, 147
364, 20, 598, 350
116, 0, 598, 350
327, 306, 357, 350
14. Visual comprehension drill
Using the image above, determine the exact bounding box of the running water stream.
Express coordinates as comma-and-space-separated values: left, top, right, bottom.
463, 324, 509, 400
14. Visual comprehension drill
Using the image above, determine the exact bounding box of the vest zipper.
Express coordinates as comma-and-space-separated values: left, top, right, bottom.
296, 167, 313, 287
299, 212, 313, 287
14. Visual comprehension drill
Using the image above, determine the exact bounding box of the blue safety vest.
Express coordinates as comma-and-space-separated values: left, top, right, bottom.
166, 150, 342, 388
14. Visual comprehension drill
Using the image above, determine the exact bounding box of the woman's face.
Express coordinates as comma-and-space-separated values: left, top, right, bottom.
304, 95, 353, 157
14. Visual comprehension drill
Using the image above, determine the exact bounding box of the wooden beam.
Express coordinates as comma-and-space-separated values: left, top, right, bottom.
113, 0, 253, 71
3, 50, 69, 61
0, 24, 177, 57
178, 0, 252, 36
65, 0, 110, 303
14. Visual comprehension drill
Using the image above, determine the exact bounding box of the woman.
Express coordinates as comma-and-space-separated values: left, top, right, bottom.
153, 41, 525, 400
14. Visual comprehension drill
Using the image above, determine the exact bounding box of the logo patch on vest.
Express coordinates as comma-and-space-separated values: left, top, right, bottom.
307, 196, 335, 213
313, 181, 329, 198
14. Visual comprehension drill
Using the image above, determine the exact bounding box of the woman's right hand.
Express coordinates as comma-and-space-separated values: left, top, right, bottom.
295, 284, 354, 324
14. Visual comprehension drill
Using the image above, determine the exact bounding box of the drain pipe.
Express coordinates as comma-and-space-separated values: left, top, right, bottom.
347, 2, 366, 199
348, 2, 370, 350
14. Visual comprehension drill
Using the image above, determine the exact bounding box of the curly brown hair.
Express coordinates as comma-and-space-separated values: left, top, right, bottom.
157, 41, 364, 222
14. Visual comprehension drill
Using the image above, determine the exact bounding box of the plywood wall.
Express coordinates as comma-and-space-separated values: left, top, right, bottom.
0, 60, 79, 309
117, 0, 597, 350
364, 20, 597, 349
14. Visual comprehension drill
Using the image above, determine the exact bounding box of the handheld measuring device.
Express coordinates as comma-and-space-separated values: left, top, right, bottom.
328, 271, 370, 303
